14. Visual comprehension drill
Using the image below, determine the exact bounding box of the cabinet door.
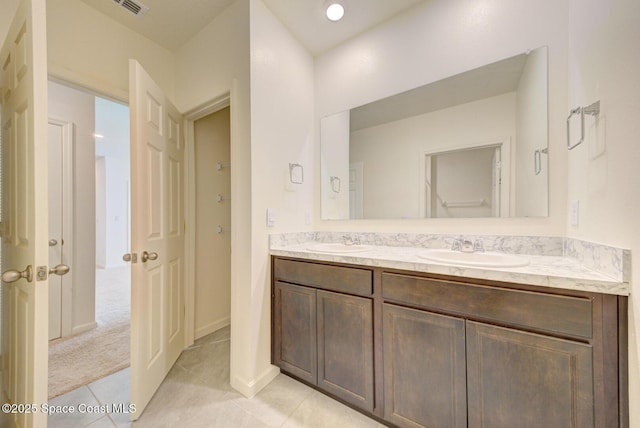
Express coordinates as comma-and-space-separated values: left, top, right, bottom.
273, 281, 317, 384
466, 321, 594, 428
317, 290, 374, 412
383, 304, 467, 428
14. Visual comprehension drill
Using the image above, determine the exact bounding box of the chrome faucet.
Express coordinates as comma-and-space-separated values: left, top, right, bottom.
451, 238, 483, 253
460, 240, 474, 253
342, 235, 360, 246
451, 238, 473, 252
473, 239, 485, 253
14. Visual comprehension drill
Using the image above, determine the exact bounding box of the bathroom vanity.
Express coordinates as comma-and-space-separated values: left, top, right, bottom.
270, 234, 629, 428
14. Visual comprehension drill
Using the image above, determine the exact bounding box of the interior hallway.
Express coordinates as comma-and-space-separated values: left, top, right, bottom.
47, 326, 384, 427
48, 266, 131, 399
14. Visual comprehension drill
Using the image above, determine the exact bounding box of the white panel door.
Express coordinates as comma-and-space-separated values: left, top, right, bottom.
129, 59, 185, 419
0, 0, 49, 426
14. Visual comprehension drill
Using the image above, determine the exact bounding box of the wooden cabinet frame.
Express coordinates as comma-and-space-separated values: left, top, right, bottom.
271, 256, 628, 428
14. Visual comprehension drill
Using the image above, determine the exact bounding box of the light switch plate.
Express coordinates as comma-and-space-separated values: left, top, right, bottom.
266, 208, 276, 227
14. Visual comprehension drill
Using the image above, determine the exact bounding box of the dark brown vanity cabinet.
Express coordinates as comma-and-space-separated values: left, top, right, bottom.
382, 302, 596, 428
272, 258, 375, 412
465, 321, 594, 428
272, 257, 627, 428
382, 272, 624, 428
273, 281, 317, 384
383, 304, 467, 428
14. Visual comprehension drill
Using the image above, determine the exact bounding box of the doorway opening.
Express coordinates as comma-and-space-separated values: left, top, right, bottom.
192, 106, 231, 340
94, 94, 131, 340
47, 80, 131, 399
423, 140, 511, 218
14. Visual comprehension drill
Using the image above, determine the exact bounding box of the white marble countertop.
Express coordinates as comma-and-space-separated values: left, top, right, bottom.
270, 242, 629, 296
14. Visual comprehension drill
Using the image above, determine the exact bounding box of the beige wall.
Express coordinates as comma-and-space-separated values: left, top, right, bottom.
174, 0, 249, 112
567, 0, 640, 425
193, 108, 231, 339
246, 0, 315, 395
47, 0, 176, 101
48, 80, 96, 335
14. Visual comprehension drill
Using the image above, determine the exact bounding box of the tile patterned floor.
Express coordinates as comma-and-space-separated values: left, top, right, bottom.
48, 326, 385, 427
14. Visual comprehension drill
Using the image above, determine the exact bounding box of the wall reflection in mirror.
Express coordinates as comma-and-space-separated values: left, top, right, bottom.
320, 46, 549, 220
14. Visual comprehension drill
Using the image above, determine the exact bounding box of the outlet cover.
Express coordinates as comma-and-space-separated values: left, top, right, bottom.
570, 200, 579, 227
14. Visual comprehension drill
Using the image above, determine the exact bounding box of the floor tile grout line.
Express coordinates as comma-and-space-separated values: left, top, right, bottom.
225, 395, 272, 426
86, 381, 104, 405
85, 382, 119, 428
279, 388, 317, 428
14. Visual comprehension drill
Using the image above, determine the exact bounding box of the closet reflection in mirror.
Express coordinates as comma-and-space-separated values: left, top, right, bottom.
320, 46, 549, 220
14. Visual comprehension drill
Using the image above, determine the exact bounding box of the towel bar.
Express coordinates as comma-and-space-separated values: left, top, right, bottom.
567, 101, 600, 150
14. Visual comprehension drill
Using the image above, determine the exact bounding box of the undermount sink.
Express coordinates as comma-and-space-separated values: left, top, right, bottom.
306, 243, 371, 254
418, 249, 530, 268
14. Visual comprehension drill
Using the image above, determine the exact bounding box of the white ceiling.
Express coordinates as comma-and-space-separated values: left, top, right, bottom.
261, 0, 427, 55
78, 0, 427, 54
78, 0, 237, 51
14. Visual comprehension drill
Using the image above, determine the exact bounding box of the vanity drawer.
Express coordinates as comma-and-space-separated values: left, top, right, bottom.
274, 258, 373, 296
382, 272, 593, 339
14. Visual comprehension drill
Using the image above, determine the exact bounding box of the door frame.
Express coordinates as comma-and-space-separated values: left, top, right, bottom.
419, 138, 512, 218
47, 117, 75, 338
183, 91, 231, 347
348, 161, 363, 219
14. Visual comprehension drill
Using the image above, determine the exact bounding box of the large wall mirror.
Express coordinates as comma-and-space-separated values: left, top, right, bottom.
320, 46, 549, 220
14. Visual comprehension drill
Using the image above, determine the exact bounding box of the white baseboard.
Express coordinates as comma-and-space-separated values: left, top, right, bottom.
70, 321, 98, 337
195, 316, 230, 340
231, 365, 280, 399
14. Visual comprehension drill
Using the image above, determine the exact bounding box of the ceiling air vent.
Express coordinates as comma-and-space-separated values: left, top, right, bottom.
112, 0, 149, 17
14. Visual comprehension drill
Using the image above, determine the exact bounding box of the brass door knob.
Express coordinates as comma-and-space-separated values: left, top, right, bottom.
141, 251, 158, 263
49, 264, 70, 276
1, 265, 33, 283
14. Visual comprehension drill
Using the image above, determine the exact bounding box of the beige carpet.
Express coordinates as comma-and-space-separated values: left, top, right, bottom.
48, 266, 131, 399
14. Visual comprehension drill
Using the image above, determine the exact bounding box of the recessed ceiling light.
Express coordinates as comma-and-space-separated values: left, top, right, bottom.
326, 2, 345, 21
94, 133, 104, 139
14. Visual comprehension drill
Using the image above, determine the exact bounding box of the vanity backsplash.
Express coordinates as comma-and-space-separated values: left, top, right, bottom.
269, 232, 630, 284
